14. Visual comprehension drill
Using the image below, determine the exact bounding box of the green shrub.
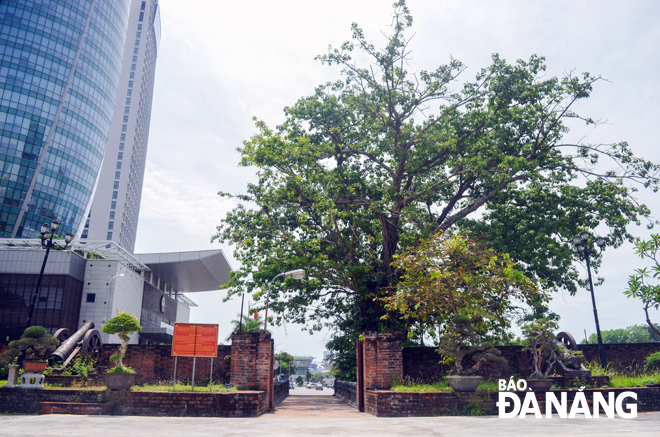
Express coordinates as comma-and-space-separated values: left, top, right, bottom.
107, 365, 136, 374
645, 351, 660, 370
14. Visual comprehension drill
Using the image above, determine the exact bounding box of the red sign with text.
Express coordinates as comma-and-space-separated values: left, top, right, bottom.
171, 323, 219, 357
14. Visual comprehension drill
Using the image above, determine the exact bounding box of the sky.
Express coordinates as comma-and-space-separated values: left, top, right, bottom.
133, 0, 660, 361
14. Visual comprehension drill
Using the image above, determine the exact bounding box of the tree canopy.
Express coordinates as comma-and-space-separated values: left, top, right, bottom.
213, 1, 659, 378
625, 234, 660, 338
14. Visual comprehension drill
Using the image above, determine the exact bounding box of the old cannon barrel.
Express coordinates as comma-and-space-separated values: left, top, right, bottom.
50, 321, 95, 364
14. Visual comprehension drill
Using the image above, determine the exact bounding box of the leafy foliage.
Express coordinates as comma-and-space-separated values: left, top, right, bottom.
521, 318, 563, 379
646, 351, 660, 370
225, 312, 266, 341
581, 324, 660, 344
102, 313, 142, 369
0, 325, 59, 364
625, 234, 660, 338
213, 1, 659, 376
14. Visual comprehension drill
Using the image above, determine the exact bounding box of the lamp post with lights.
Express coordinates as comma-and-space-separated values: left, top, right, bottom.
25, 220, 74, 329
572, 230, 608, 368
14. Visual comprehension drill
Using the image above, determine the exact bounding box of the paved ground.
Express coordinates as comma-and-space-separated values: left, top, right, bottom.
2, 392, 660, 436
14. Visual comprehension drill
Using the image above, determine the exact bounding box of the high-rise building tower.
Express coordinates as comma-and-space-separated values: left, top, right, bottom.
82, 0, 160, 253
0, 0, 132, 239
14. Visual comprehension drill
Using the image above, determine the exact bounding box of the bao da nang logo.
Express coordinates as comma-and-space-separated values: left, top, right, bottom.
496, 378, 637, 419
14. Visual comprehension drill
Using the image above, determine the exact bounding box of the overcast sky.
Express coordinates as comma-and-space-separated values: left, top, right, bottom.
133, 0, 660, 361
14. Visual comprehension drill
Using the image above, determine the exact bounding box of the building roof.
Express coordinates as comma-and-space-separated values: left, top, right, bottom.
134, 249, 232, 293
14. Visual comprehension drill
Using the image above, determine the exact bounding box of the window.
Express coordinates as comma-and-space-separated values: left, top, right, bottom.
123, 115, 128, 123
86, 293, 96, 303
112, 191, 118, 200
132, 55, 137, 63
117, 152, 123, 160
128, 80, 134, 88
119, 143, 125, 150
115, 171, 121, 179
130, 72, 135, 79
125, 97, 131, 105
121, 125, 127, 132
81, 230, 88, 238
109, 211, 115, 220
135, 39, 140, 47
111, 201, 116, 209
136, 32, 142, 38
120, 134, 126, 141
124, 106, 130, 114
116, 162, 122, 170
108, 221, 114, 230
139, 12, 144, 21
131, 64, 136, 71
133, 48, 138, 55
113, 182, 119, 190
107, 232, 113, 240
127, 89, 132, 96
141, 1, 146, 10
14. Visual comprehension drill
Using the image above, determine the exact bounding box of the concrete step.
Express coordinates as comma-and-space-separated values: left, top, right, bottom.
39, 402, 112, 415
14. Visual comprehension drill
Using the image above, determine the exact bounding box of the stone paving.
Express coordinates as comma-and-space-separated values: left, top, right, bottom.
262, 392, 365, 419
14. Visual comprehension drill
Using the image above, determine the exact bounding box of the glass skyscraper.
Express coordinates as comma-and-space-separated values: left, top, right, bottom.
82, 0, 160, 253
0, 0, 131, 239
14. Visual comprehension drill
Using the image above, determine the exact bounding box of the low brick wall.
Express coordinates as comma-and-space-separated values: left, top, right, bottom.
364, 387, 660, 417
334, 380, 357, 408
0, 387, 268, 417
403, 343, 660, 381
100, 344, 232, 385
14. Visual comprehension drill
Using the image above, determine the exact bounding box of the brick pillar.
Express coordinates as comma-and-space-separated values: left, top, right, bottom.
356, 338, 364, 412
230, 332, 273, 399
362, 332, 402, 390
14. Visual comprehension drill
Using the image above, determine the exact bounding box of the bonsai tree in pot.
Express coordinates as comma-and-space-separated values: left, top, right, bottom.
102, 313, 142, 389
522, 318, 562, 381
0, 326, 59, 372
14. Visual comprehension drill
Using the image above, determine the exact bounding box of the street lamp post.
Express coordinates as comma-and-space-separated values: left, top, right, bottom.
263, 269, 305, 332
26, 220, 74, 329
573, 230, 608, 368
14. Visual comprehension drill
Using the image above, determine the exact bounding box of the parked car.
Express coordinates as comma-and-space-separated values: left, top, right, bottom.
316, 383, 323, 391
307, 384, 314, 389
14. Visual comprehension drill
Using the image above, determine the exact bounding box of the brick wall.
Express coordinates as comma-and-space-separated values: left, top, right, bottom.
362, 332, 403, 390
403, 343, 660, 382
101, 344, 231, 385
0, 387, 268, 417
364, 387, 660, 417
229, 332, 273, 395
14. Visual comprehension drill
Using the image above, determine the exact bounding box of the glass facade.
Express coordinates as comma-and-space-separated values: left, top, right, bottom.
0, 0, 131, 238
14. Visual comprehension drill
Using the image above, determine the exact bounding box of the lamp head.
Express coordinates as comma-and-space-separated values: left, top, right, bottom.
64, 232, 74, 244
51, 220, 60, 231
283, 269, 305, 280
573, 234, 582, 248
595, 236, 605, 249
41, 223, 50, 234
580, 230, 590, 243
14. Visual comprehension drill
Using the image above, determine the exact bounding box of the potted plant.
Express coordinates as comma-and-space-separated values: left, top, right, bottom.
101, 313, 142, 390
438, 315, 507, 392
522, 318, 563, 390
0, 326, 59, 389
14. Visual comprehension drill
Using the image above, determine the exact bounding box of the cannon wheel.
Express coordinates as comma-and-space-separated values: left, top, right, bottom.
82, 330, 103, 355
556, 331, 579, 351
53, 328, 71, 343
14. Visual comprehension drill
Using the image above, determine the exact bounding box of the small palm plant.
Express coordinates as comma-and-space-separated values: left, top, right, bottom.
102, 313, 142, 373
225, 312, 267, 341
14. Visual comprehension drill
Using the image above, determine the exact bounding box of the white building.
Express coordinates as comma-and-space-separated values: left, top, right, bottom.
82, 0, 161, 253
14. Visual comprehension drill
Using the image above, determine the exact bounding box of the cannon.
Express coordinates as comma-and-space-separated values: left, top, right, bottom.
50, 321, 103, 368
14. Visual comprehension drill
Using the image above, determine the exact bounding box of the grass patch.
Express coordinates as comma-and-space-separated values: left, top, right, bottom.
390, 379, 499, 392
131, 383, 238, 393
609, 373, 660, 388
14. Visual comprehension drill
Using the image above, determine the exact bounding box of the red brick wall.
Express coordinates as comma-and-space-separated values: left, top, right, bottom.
100, 344, 231, 385
403, 343, 660, 382
362, 332, 403, 390
364, 387, 660, 417
229, 332, 273, 395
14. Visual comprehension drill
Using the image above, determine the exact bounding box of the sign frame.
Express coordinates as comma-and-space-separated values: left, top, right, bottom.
171, 323, 219, 358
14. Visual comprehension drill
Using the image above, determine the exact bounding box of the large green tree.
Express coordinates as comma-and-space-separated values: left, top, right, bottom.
213, 2, 659, 378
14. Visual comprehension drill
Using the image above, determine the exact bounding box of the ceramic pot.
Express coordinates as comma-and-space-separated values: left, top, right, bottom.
104, 372, 136, 390
23, 361, 48, 373
527, 379, 553, 391
446, 376, 483, 392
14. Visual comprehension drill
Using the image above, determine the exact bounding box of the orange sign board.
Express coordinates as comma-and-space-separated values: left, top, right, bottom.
172, 323, 219, 357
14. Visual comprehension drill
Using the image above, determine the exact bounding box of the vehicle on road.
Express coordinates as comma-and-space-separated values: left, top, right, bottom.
316, 384, 323, 391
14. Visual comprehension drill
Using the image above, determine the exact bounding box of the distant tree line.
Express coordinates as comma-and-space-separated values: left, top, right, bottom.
581, 324, 660, 344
